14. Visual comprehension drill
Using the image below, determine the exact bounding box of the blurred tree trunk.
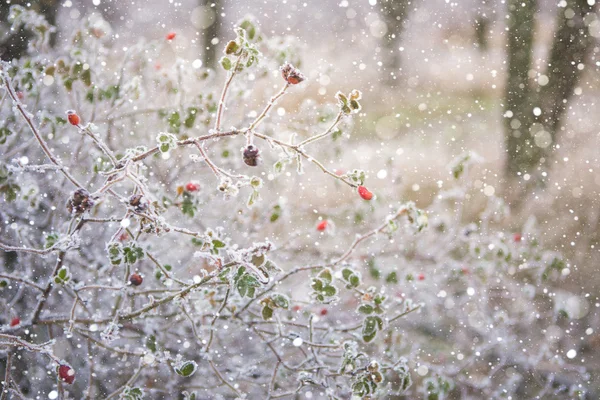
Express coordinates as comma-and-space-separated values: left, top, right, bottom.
474, 1, 494, 52
200, 0, 221, 70
0, 0, 58, 61
504, 0, 596, 192
379, 0, 412, 86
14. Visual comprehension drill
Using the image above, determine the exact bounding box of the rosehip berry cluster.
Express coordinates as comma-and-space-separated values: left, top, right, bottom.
280, 63, 305, 85
66, 188, 94, 215
242, 145, 260, 167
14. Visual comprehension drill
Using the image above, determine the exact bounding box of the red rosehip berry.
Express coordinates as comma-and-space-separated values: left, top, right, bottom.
280, 63, 305, 85
461, 267, 470, 275
16, 91, 24, 100
358, 185, 373, 201
58, 364, 75, 384
316, 220, 328, 231
320, 308, 328, 316
166, 32, 176, 40
513, 233, 522, 243
292, 305, 302, 312
129, 273, 143, 286
417, 273, 425, 281
67, 110, 80, 126
118, 232, 129, 242
9, 317, 20, 327
185, 182, 200, 192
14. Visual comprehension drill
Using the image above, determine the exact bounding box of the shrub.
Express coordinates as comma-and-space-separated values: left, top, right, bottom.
0, 8, 590, 400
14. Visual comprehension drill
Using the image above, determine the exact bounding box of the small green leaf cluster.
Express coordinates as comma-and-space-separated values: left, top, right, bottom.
54, 266, 71, 285
220, 20, 261, 72
311, 268, 338, 303
260, 293, 290, 320
336, 89, 362, 114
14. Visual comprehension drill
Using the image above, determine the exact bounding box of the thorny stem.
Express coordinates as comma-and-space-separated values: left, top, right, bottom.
0, 273, 45, 291
104, 364, 144, 400
209, 360, 243, 398
0, 352, 12, 400
80, 125, 118, 166
194, 141, 222, 179
0, 64, 84, 189
30, 251, 66, 325
296, 111, 344, 148
205, 287, 231, 352
266, 360, 281, 400
130, 130, 239, 162
247, 83, 290, 133
0, 334, 61, 363
214, 55, 243, 132
331, 206, 409, 265
0, 241, 59, 256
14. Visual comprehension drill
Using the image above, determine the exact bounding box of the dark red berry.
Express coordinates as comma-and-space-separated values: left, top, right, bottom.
67, 110, 80, 126
417, 273, 425, 281
58, 364, 75, 384
129, 273, 143, 286
320, 308, 328, 316
166, 32, 176, 40
513, 233, 522, 243
9, 317, 20, 327
242, 145, 260, 167
358, 186, 373, 201
292, 305, 301, 312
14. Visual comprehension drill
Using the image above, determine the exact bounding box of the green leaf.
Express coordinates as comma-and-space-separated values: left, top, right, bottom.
81, 69, 92, 86
44, 233, 59, 249
220, 57, 232, 71
54, 266, 71, 285
184, 108, 197, 128
251, 254, 265, 267
120, 386, 144, 400
271, 293, 289, 309
168, 112, 181, 132
0, 127, 12, 145
174, 361, 198, 377
386, 271, 398, 284
311, 278, 323, 292
342, 268, 353, 281
322, 285, 337, 297
262, 305, 274, 320
358, 304, 374, 315
146, 335, 157, 352
318, 268, 333, 284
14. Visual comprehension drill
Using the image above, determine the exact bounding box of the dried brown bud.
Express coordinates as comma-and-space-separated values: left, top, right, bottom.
242, 145, 260, 167
66, 189, 94, 215
129, 194, 148, 212
280, 63, 305, 85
